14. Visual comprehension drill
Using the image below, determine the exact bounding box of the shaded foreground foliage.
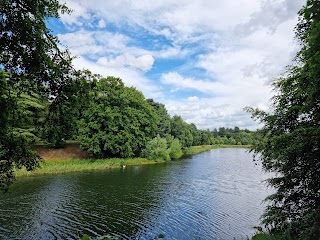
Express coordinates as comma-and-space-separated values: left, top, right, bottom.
0, 0, 72, 191
247, 0, 320, 239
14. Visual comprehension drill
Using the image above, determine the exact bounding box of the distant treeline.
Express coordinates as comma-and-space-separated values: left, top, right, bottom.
9, 72, 261, 159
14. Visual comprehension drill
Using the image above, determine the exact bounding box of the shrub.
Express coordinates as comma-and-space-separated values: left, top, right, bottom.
142, 135, 170, 161
169, 138, 183, 159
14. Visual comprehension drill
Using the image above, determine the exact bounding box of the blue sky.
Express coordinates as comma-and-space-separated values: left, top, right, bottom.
52, 0, 304, 130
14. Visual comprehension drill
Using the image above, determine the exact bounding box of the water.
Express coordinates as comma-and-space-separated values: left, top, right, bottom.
0, 148, 273, 240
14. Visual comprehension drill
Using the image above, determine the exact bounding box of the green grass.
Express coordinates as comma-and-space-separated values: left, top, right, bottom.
251, 233, 272, 240
183, 145, 219, 155
251, 232, 285, 240
15, 158, 164, 177
183, 144, 250, 155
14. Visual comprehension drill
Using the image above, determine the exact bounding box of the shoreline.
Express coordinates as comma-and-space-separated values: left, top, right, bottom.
15, 145, 250, 177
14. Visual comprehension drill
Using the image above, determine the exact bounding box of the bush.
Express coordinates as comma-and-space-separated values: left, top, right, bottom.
142, 135, 170, 161
169, 138, 183, 159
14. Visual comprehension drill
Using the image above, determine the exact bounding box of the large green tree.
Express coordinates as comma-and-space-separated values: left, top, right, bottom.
170, 116, 193, 148
0, 0, 73, 190
247, 1, 320, 239
78, 77, 159, 158
41, 70, 100, 147
146, 99, 171, 137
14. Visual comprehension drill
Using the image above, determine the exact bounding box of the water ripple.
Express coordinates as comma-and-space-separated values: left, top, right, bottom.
0, 148, 272, 240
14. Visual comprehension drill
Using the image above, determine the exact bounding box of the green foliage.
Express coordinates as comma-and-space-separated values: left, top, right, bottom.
169, 138, 183, 159
251, 233, 270, 240
0, 0, 73, 93
142, 135, 170, 161
78, 77, 159, 158
41, 71, 99, 147
15, 157, 161, 177
81, 234, 117, 240
12, 91, 47, 143
0, 72, 42, 191
0, 133, 42, 191
210, 127, 259, 145
147, 99, 171, 137
0, 0, 74, 190
165, 134, 174, 147
170, 116, 193, 148
247, 1, 320, 238
189, 123, 202, 146
183, 145, 220, 155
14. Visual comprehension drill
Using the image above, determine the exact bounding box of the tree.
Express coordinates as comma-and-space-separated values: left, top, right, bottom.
189, 123, 202, 146
146, 99, 171, 137
0, 0, 73, 190
247, 1, 320, 239
41, 70, 99, 147
0, 73, 42, 191
0, 0, 72, 92
170, 116, 193, 148
169, 138, 183, 159
10, 90, 47, 143
78, 77, 159, 158
200, 129, 213, 145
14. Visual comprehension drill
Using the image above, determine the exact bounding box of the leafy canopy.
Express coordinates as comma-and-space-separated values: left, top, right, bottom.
247, 1, 320, 238
78, 77, 159, 158
0, 0, 72, 191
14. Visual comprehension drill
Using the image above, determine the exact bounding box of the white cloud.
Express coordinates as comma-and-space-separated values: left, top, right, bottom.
161, 72, 224, 94
60, 0, 91, 26
56, 0, 305, 129
187, 96, 199, 102
235, 0, 304, 35
60, 0, 260, 43
164, 98, 261, 130
97, 54, 154, 72
97, 19, 106, 28
58, 30, 130, 56
72, 57, 162, 99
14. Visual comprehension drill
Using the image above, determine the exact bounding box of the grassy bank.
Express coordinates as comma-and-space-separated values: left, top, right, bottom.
15, 158, 164, 177
251, 232, 283, 240
183, 144, 250, 155
16, 144, 250, 177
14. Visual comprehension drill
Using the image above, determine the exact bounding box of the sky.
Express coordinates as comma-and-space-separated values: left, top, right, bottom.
50, 0, 305, 130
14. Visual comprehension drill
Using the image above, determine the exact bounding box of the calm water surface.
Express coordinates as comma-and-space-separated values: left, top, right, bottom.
0, 148, 273, 240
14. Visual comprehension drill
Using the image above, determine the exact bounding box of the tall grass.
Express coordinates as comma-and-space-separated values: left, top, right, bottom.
183, 144, 250, 155
15, 158, 164, 177
16, 144, 249, 177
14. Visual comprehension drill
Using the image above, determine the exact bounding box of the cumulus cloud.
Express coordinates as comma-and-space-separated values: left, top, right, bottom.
97, 19, 106, 28
72, 57, 162, 99
164, 98, 260, 130
235, 0, 304, 35
161, 72, 224, 94
60, 1, 91, 26
187, 96, 199, 102
97, 54, 154, 71
55, 0, 305, 129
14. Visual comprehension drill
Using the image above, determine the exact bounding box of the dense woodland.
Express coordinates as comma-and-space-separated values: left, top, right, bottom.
1, 71, 261, 158
0, 0, 319, 239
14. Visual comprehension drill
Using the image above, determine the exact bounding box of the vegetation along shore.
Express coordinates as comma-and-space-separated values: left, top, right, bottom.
15, 144, 249, 177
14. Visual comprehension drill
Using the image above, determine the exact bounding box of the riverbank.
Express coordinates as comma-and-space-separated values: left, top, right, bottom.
183, 144, 249, 155
15, 144, 250, 177
15, 158, 165, 177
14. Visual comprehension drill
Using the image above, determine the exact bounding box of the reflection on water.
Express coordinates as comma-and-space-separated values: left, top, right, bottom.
0, 148, 273, 240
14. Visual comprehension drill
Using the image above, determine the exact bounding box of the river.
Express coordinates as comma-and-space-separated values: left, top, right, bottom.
0, 148, 273, 240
